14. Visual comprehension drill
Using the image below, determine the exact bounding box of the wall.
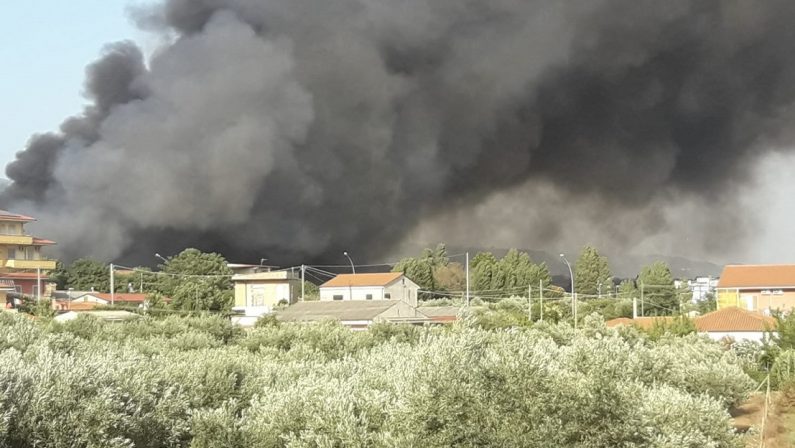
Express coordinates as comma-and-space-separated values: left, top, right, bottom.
319, 286, 385, 301
701, 331, 773, 343
234, 279, 299, 308
384, 278, 419, 307
717, 288, 795, 312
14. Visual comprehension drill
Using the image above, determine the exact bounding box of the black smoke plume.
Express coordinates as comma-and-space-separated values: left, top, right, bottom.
3, 0, 795, 264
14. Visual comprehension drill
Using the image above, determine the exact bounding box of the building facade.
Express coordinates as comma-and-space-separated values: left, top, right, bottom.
0, 210, 57, 305
716, 264, 795, 313
319, 273, 420, 307
232, 270, 301, 309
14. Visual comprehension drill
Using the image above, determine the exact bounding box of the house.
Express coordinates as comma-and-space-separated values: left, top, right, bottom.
319, 273, 420, 307
232, 270, 301, 309
0, 210, 57, 305
275, 300, 429, 330
716, 264, 795, 313
54, 293, 168, 311
688, 276, 719, 302
606, 307, 777, 342
694, 307, 776, 342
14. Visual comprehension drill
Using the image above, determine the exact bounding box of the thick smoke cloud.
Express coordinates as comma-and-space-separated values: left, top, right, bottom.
3, 0, 795, 264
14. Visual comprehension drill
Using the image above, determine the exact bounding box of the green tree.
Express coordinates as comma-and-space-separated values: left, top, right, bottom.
302, 281, 320, 300
392, 243, 450, 299
65, 258, 110, 292
574, 246, 612, 298
171, 280, 232, 312
638, 261, 677, 316
470, 252, 498, 292
617, 279, 638, 299
154, 249, 233, 311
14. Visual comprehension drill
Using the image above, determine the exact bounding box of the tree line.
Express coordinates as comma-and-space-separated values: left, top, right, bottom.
392, 244, 703, 316
52, 248, 234, 312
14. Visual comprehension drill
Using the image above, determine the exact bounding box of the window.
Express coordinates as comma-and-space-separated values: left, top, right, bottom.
385, 293, 391, 299
365, 294, 373, 300
333, 295, 343, 301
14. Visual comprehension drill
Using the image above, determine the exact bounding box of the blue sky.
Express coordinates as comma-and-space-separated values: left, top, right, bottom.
0, 1, 140, 172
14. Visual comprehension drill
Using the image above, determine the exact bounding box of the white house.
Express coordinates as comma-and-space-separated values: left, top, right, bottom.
319, 273, 420, 307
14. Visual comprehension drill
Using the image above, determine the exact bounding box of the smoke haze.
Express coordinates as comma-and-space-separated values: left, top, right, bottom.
3, 0, 795, 265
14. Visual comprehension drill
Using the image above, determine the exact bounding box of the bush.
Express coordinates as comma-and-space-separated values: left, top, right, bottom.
0, 311, 752, 447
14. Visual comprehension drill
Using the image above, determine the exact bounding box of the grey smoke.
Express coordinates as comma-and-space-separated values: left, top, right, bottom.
3, 0, 795, 264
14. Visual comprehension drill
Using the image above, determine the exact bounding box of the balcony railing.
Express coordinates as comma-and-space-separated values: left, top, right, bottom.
0, 235, 33, 245
2, 259, 57, 270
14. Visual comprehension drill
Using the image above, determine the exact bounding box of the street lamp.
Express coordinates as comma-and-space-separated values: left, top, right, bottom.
560, 254, 577, 329
343, 251, 356, 274
154, 253, 168, 264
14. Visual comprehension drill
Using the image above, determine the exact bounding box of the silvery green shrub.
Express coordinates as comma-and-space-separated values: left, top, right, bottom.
0, 312, 751, 447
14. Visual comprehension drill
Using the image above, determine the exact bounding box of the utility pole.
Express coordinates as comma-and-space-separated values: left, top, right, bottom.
465, 252, 470, 307
301, 264, 305, 301
528, 285, 532, 322
110, 263, 115, 306
539, 279, 544, 322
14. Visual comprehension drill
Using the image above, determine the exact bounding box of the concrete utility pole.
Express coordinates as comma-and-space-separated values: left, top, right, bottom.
36, 267, 41, 303
539, 279, 544, 322
528, 285, 532, 322
110, 263, 115, 306
301, 264, 305, 301
465, 252, 470, 307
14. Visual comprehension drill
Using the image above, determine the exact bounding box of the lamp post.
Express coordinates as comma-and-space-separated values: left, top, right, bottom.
154, 253, 168, 264
560, 254, 576, 329
343, 251, 355, 274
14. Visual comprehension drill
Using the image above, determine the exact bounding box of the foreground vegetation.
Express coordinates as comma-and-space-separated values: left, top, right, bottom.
0, 312, 758, 447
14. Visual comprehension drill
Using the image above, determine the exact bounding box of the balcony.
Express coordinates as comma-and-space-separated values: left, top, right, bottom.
0, 235, 33, 245
3, 259, 57, 270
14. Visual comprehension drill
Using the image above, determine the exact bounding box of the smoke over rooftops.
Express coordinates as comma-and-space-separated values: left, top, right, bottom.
3, 0, 795, 264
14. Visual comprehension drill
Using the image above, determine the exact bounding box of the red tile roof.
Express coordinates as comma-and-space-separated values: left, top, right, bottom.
321, 272, 404, 288
32, 237, 56, 245
0, 210, 35, 222
82, 293, 167, 303
605, 307, 776, 333
718, 264, 795, 289
694, 307, 776, 332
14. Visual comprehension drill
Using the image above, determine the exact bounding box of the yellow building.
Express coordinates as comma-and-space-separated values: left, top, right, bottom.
0, 210, 57, 304
232, 270, 301, 310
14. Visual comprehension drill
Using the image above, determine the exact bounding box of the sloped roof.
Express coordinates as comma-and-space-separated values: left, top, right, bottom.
0, 210, 35, 222
694, 307, 776, 332
79, 293, 169, 303
418, 306, 462, 322
718, 264, 795, 288
32, 237, 56, 245
605, 307, 776, 333
277, 300, 425, 322
321, 272, 403, 288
